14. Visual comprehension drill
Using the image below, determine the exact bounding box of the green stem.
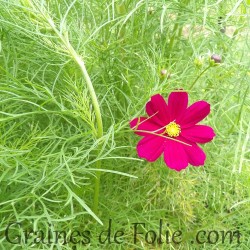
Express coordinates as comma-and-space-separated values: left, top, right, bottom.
44, 16, 103, 214
67, 45, 103, 215
168, 23, 179, 52
93, 161, 101, 214
228, 85, 249, 133
68, 47, 103, 138
189, 66, 211, 90
169, 0, 190, 53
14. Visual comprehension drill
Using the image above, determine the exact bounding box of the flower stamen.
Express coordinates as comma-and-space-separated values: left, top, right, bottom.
165, 122, 181, 137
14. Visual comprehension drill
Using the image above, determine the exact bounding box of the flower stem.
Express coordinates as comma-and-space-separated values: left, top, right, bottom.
44, 15, 104, 215
189, 65, 211, 90
168, 23, 179, 52
68, 48, 104, 139
93, 160, 101, 214
168, 0, 191, 53
67, 46, 103, 215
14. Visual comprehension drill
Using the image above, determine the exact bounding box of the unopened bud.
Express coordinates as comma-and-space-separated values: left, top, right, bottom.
160, 69, 171, 79
211, 54, 222, 63
148, 7, 154, 15
194, 57, 203, 68
160, 69, 167, 76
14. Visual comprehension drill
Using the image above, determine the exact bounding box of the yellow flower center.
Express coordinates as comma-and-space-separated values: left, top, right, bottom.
165, 122, 181, 137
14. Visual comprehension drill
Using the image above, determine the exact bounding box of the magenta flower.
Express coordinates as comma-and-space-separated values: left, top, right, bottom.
130, 91, 216, 171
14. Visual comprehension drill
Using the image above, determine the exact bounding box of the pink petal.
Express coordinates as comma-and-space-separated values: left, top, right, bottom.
181, 125, 216, 143
130, 117, 163, 136
163, 140, 189, 171
137, 135, 165, 162
168, 91, 188, 121
177, 101, 210, 128
146, 94, 170, 126
184, 143, 206, 166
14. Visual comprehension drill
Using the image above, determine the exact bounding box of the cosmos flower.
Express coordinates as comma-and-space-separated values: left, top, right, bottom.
130, 91, 216, 171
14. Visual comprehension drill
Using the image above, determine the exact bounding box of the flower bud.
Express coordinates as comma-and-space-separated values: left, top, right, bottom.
148, 7, 154, 15
160, 69, 167, 76
194, 57, 203, 68
220, 27, 226, 33
211, 54, 222, 63
160, 69, 171, 79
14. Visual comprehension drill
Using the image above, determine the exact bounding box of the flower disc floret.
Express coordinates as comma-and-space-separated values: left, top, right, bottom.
165, 122, 181, 137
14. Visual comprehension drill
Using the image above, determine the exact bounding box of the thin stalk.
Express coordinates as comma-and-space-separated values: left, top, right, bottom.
168, 23, 179, 52
189, 65, 211, 90
93, 161, 101, 213
228, 85, 249, 133
67, 46, 103, 138
169, 0, 190, 52
66, 44, 103, 215
43, 15, 103, 214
